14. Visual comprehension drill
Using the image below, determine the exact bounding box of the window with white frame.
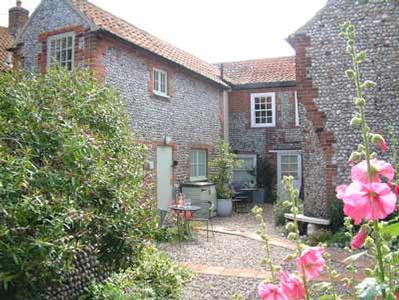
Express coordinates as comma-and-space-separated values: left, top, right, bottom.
251, 93, 276, 127
190, 149, 207, 181
153, 68, 168, 96
47, 32, 75, 71
280, 154, 299, 179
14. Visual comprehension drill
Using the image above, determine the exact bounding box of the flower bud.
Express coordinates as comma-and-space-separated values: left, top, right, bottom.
371, 134, 388, 153
370, 152, 378, 159
350, 117, 362, 127
286, 222, 296, 232
345, 69, 355, 79
361, 80, 376, 89
356, 51, 366, 64
355, 97, 365, 107
348, 151, 361, 165
287, 232, 297, 240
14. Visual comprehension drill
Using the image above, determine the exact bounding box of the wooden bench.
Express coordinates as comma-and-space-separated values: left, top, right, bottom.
284, 213, 330, 234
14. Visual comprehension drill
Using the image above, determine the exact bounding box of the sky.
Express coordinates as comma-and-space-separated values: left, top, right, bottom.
0, 0, 327, 63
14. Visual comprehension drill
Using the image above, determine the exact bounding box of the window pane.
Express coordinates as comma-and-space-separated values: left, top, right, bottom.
191, 150, 207, 179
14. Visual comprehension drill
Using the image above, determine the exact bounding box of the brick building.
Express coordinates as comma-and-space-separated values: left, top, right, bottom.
219, 57, 302, 195
10, 0, 398, 218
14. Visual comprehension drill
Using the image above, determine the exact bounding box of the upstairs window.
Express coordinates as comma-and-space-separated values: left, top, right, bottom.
153, 68, 168, 96
190, 149, 207, 181
251, 92, 276, 127
47, 32, 75, 71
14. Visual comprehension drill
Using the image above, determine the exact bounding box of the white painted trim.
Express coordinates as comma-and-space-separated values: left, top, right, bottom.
276, 152, 302, 192
295, 91, 300, 127
250, 92, 276, 128
153, 68, 168, 96
46, 32, 76, 70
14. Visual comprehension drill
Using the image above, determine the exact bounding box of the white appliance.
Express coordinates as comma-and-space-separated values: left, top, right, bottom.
181, 182, 217, 218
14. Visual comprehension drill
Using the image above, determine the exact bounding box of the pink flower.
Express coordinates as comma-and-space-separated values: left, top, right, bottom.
279, 272, 306, 300
336, 185, 348, 200
379, 140, 389, 152
351, 229, 367, 249
257, 283, 288, 300
351, 159, 394, 183
394, 185, 399, 197
338, 181, 397, 224
296, 247, 325, 280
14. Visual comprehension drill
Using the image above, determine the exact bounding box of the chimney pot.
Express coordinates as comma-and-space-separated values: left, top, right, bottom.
9, 1, 29, 38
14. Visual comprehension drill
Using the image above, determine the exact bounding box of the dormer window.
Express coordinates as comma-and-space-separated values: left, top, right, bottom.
47, 32, 75, 71
153, 68, 168, 97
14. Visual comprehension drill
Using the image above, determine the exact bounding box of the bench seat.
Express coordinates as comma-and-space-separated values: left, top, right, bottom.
284, 213, 330, 226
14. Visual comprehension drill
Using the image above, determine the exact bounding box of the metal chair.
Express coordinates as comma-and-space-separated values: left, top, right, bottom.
186, 201, 215, 241
231, 184, 250, 213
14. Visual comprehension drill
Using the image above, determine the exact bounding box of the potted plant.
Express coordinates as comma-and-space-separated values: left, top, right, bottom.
209, 141, 240, 217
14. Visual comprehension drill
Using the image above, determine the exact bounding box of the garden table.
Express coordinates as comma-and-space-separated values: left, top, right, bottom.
169, 204, 201, 245
239, 187, 258, 209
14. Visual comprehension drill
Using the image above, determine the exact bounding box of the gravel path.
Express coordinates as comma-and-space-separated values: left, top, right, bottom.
158, 204, 353, 300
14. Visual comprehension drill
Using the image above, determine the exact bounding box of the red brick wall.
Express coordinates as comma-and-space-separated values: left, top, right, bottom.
290, 34, 337, 201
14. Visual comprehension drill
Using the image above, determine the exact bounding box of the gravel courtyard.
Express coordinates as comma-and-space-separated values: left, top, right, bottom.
158, 204, 358, 300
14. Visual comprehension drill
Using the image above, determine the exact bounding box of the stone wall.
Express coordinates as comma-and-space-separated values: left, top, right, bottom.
228, 86, 302, 185
290, 0, 399, 217
18, 0, 90, 71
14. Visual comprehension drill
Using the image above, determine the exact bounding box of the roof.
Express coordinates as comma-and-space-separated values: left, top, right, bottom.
68, 0, 228, 87
0, 26, 13, 71
217, 56, 296, 87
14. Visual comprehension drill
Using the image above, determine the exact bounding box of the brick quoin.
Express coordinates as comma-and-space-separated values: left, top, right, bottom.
290, 34, 337, 202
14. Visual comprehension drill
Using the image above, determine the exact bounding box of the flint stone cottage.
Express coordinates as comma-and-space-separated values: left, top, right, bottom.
288, 0, 399, 218
7, 0, 399, 220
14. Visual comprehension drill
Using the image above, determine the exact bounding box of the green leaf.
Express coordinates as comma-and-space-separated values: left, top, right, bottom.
343, 250, 367, 263
381, 222, 399, 237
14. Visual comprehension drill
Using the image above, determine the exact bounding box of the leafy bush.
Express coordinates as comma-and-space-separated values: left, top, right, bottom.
87, 246, 192, 300
209, 141, 240, 199
329, 199, 345, 233
0, 69, 156, 298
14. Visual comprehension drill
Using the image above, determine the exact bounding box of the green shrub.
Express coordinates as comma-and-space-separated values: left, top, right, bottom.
0, 69, 156, 299
329, 199, 345, 233
87, 246, 192, 300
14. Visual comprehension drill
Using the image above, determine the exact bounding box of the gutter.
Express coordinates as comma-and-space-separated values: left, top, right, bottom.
230, 80, 296, 90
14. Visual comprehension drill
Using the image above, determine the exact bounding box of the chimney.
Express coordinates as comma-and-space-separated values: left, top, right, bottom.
9, 1, 29, 39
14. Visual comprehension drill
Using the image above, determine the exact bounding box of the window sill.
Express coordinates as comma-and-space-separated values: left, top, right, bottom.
251, 124, 275, 128
153, 90, 170, 99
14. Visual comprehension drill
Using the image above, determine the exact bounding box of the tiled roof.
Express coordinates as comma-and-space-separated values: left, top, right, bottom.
70, 0, 228, 87
0, 26, 13, 71
217, 56, 296, 86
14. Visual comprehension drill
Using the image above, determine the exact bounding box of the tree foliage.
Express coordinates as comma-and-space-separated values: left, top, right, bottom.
0, 69, 156, 299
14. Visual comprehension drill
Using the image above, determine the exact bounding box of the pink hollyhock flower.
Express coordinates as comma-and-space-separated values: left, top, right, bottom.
336, 185, 348, 200
338, 181, 397, 224
351, 229, 367, 249
351, 159, 394, 183
279, 272, 306, 300
394, 185, 399, 197
296, 247, 325, 280
379, 140, 389, 152
257, 283, 288, 300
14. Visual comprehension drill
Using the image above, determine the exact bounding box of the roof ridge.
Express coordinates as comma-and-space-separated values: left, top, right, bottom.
215, 56, 295, 65
70, 0, 226, 86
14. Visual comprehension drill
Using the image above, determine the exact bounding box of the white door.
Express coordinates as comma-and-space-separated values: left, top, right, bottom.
157, 146, 173, 211
277, 152, 302, 198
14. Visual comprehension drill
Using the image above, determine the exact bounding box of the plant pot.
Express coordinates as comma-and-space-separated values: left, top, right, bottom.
217, 198, 232, 217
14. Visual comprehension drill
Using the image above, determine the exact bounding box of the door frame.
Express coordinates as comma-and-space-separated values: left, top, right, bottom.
155, 143, 176, 211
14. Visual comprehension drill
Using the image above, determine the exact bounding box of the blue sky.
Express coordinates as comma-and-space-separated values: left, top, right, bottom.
0, 0, 327, 62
